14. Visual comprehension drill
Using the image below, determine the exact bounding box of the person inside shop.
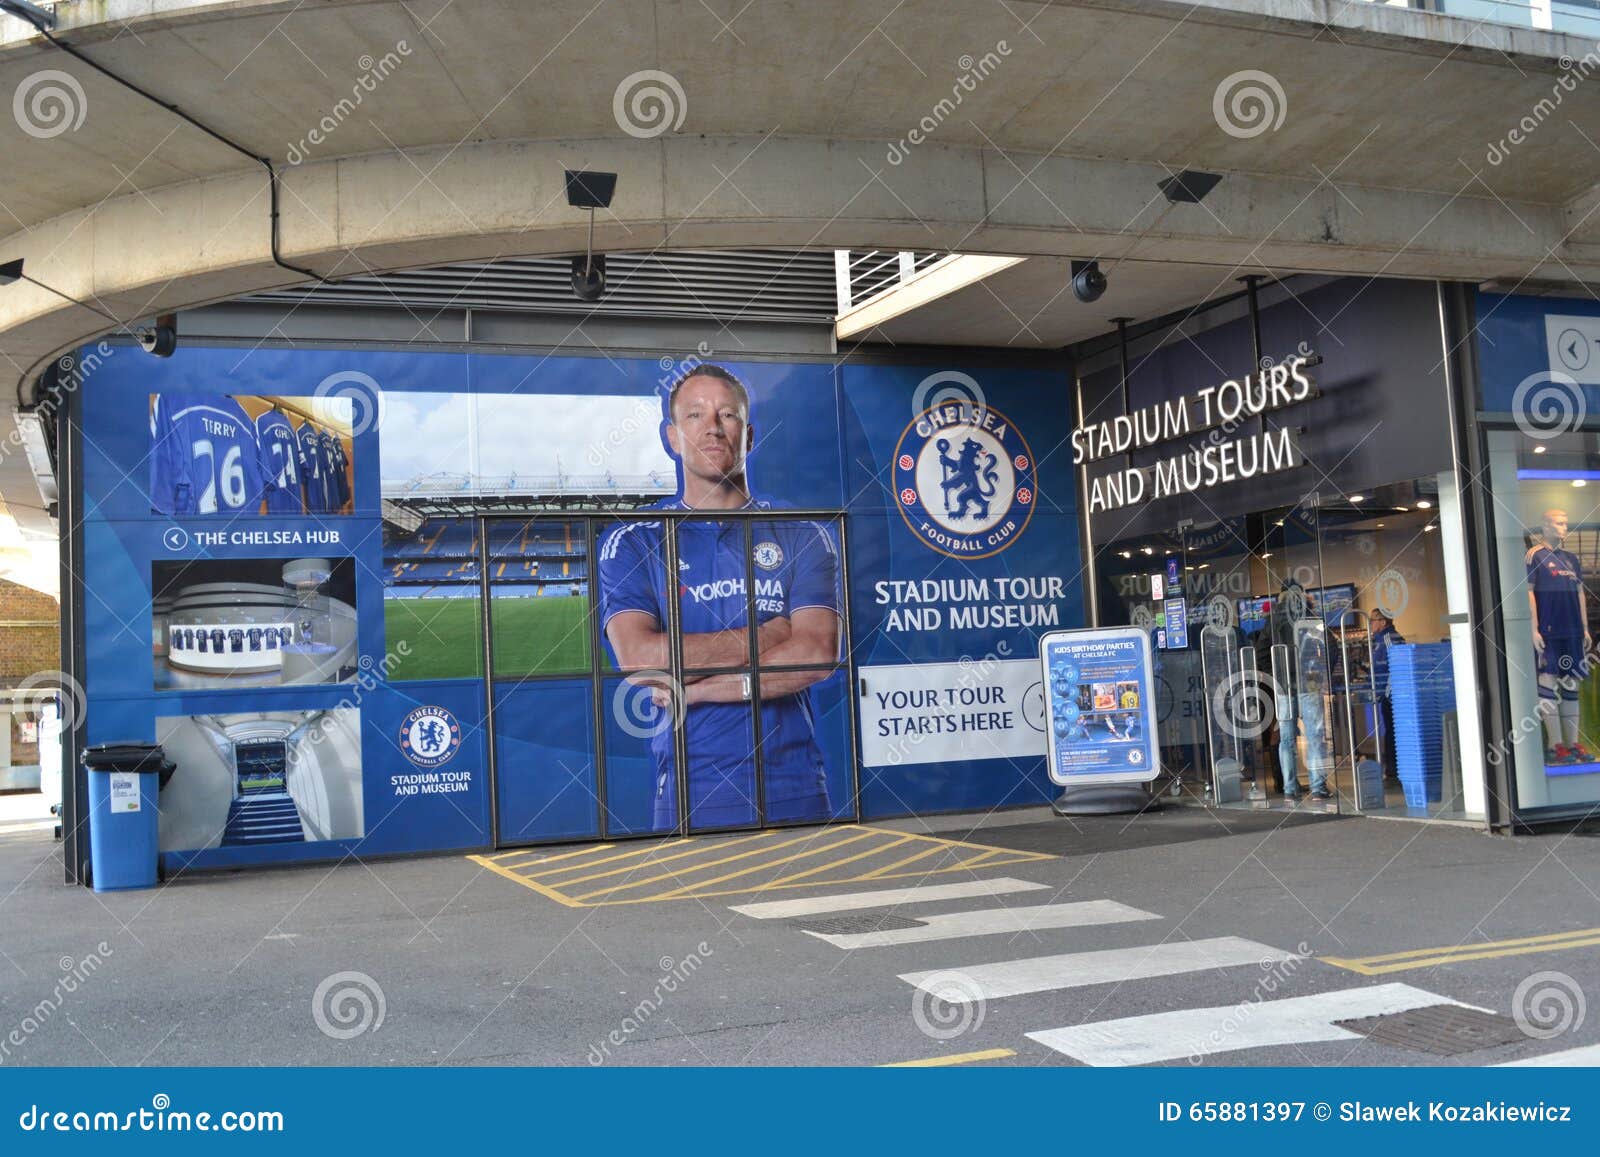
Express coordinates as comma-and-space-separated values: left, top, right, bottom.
1526, 507, 1596, 766
1253, 579, 1332, 801
1368, 608, 1404, 782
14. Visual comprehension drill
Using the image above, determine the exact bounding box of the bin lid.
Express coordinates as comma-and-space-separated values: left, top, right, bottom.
82, 743, 168, 773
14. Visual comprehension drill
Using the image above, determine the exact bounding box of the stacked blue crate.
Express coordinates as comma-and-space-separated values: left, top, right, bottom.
1389, 642, 1456, 806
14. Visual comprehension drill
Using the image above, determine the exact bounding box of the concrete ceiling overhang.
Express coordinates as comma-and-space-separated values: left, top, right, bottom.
2, 0, 1599, 408
843, 257, 1303, 348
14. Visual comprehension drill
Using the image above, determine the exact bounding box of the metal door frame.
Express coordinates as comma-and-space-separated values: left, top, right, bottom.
480, 509, 859, 848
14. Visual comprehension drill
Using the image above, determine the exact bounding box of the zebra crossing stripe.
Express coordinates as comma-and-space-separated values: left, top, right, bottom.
727, 877, 1049, 920
900, 937, 1300, 1001
1498, 1043, 1600, 1066
1025, 982, 1483, 1066
804, 900, 1160, 949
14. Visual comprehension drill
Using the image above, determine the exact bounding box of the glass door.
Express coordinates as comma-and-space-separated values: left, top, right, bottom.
1187, 517, 1259, 804
1252, 499, 1332, 805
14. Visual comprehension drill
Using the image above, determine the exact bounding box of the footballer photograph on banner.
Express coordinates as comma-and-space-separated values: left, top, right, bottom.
154, 707, 364, 853
594, 365, 845, 831
376, 369, 846, 830
152, 557, 359, 690
148, 394, 355, 516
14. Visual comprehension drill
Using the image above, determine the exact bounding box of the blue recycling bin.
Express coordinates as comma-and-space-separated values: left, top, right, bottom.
83, 744, 170, 892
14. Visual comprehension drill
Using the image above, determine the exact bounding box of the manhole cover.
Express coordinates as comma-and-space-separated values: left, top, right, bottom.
1334, 1004, 1525, 1056
794, 913, 926, 936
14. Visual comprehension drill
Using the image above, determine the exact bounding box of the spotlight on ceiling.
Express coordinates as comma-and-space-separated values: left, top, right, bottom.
1157, 169, 1223, 205
139, 313, 178, 359
1071, 260, 1106, 304
564, 170, 617, 303
564, 170, 617, 211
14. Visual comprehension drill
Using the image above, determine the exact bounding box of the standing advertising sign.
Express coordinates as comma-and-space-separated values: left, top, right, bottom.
1040, 627, 1160, 786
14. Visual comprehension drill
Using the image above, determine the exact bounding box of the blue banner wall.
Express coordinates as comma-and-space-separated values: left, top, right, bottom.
77, 345, 1080, 868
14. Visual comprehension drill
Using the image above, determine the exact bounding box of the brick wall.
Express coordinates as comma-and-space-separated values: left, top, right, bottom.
0, 580, 60, 767
0, 579, 60, 685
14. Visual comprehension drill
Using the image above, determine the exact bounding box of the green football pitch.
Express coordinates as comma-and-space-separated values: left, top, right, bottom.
384, 596, 603, 680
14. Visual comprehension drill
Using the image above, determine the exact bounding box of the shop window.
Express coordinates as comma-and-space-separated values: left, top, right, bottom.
1487, 430, 1600, 810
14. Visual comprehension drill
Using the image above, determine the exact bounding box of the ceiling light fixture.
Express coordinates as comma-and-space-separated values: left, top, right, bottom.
1157, 169, 1223, 204
565, 170, 617, 303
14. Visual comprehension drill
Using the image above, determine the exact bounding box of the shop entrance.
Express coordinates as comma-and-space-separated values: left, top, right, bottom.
477, 511, 856, 846
1102, 479, 1457, 815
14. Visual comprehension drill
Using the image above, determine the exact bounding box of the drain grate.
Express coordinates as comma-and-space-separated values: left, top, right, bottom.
1334, 1004, 1525, 1056
794, 913, 927, 936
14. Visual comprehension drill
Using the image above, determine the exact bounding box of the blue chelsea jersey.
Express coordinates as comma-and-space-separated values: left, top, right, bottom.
296, 422, 331, 513
1529, 544, 1586, 638
150, 395, 267, 515
596, 496, 841, 818
255, 410, 306, 515
320, 430, 351, 510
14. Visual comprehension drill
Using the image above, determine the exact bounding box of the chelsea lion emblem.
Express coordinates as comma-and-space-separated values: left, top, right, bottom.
893, 402, 1037, 559
400, 705, 462, 768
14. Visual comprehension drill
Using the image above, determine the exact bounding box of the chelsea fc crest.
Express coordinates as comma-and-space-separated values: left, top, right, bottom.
400, 705, 462, 768
753, 541, 783, 570
893, 402, 1037, 559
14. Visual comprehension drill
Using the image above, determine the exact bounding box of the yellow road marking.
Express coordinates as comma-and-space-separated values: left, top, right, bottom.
1324, 927, 1600, 975
544, 831, 775, 886
468, 855, 584, 908
855, 843, 954, 879
890, 828, 1050, 855
579, 856, 1053, 906
758, 834, 914, 888
950, 848, 1003, 870
650, 830, 888, 899
521, 838, 764, 883
575, 830, 844, 900
496, 843, 617, 869
881, 1048, 1016, 1067
474, 824, 1055, 906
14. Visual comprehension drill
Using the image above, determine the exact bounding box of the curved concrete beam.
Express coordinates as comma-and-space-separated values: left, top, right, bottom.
0, 133, 1578, 397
